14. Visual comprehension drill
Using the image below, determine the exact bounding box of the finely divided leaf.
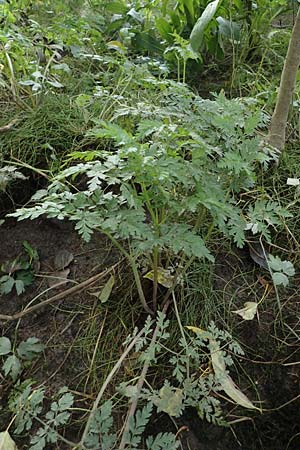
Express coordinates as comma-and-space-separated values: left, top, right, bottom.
187, 327, 259, 410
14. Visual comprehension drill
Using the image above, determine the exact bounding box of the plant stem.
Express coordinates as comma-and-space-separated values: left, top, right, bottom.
131, 256, 154, 315
172, 291, 189, 378
100, 229, 154, 316
152, 246, 159, 312
103, 231, 154, 314
77, 326, 147, 449
183, 59, 187, 84
118, 301, 170, 450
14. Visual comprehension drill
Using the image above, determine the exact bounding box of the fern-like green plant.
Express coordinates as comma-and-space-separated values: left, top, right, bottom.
10, 82, 292, 313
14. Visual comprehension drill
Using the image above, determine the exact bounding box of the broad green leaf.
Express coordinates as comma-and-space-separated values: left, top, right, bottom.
0, 431, 18, 450
17, 337, 45, 360
15, 269, 34, 288
233, 302, 258, 321
144, 268, 174, 288
105, 1, 127, 14
3, 355, 22, 381
155, 18, 173, 42
15, 279, 25, 296
153, 385, 183, 417
189, 0, 221, 52
0, 337, 11, 356
183, 0, 195, 22
99, 275, 115, 303
272, 272, 289, 287
0, 275, 15, 294
216, 16, 241, 43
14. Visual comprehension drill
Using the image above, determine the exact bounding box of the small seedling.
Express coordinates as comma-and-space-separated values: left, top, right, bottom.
0, 241, 39, 296
0, 336, 44, 381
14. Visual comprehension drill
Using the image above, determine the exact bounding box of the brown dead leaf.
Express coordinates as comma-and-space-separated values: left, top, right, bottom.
47, 268, 70, 288
53, 249, 74, 270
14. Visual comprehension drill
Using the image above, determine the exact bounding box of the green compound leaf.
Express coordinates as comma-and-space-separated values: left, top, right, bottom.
0, 275, 15, 294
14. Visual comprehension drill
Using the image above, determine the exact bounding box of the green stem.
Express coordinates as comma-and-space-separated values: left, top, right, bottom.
172, 291, 189, 378
131, 256, 154, 315
102, 231, 153, 315
183, 58, 187, 84
152, 246, 159, 312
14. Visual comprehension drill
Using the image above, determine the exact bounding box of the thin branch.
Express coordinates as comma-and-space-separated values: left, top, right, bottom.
0, 118, 19, 133
0, 260, 123, 321
77, 325, 147, 449
118, 300, 171, 450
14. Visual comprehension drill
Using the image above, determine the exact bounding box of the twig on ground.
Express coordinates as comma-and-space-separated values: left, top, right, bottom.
0, 260, 123, 321
0, 118, 19, 133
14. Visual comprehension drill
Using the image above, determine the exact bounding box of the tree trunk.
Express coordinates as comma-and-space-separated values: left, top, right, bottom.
267, 6, 300, 152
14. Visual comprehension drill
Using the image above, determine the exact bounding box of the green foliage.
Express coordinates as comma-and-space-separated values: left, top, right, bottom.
30, 390, 74, 450
268, 254, 295, 286
83, 315, 241, 448
9, 384, 74, 450
245, 200, 292, 242
189, 0, 221, 53
0, 241, 38, 296
6, 311, 253, 449
146, 432, 180, 450
0, 336, 44, 381
83, 400, 116, 450
10, 80, 291, 310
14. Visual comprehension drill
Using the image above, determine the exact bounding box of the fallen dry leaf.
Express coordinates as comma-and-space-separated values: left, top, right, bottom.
47, 268, 70, 288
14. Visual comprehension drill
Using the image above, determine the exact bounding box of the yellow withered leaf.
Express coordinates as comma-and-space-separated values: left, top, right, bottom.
187, 326, 260, 411
143, 268, 174, 288
233, 302, 258, 321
